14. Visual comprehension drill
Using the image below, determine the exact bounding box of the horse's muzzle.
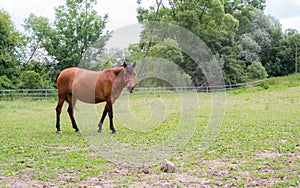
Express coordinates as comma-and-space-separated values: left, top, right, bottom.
127, 86, 135, 93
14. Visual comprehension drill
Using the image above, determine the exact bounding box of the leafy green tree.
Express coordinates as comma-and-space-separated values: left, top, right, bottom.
51, 0, 109, 70
24, 0, 109, 72
224, 0, 266, 35
23, 14, 54, 65
222, 54, 248, 84
149, 40, 184, 66
259, 15, 284, 76
237, 9, 275, 65
137, 0, 239, 85
21, 0, 110, 88
238, 33, 261, 64
0, 10, 23, 85
264, 28, 300, 77
282, 29, 300, 74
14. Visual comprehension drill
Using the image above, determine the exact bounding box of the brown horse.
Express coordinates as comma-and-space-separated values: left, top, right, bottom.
55, 62, 136, 134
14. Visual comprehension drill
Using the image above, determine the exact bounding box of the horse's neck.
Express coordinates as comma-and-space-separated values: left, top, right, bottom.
111, 67, 126, 100
111, 66, 124, 76
111, 67, 125, 84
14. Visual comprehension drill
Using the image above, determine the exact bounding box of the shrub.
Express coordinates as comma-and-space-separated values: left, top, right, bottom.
18, 71, 42, 89
247, 61, 268, 80
0, 75, 15, 89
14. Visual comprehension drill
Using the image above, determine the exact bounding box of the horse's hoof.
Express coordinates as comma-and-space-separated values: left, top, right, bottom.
98, 129, 103, 133
112, 130, 117, 134
56, 130, 62, 134
75, 129, 80, 133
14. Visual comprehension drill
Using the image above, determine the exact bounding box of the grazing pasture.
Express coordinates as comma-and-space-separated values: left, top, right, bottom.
0, 77, 299, 187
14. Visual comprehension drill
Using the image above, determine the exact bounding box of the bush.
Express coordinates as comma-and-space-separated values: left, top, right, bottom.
0, 75, 15, 89
18, 71, 42, 89
259, 82, 269, 89
247, 61, 268, 80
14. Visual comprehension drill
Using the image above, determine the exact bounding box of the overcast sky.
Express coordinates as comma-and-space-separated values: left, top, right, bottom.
0, 0, 299, 32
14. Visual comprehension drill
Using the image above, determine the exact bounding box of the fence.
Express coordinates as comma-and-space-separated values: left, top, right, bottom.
0, 80, 262, 100
0, 89, 57, 100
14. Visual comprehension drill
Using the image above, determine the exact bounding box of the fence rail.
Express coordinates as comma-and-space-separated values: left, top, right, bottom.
0, 80, 262, 100
0, 89, 57, 100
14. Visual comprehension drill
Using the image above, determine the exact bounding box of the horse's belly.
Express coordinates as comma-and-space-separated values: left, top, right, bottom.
73, 84, 108, 104
73, 89, 92, 103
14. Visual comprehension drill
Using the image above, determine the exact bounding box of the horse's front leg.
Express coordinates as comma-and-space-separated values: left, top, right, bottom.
98, 106, 108, 133
98, 101, 116, 134
108, 102, 117, 134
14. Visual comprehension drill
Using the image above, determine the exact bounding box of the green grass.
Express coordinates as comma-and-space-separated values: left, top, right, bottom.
0, 100, 112, 185
259, 73, 300, 90
0, 75, 299, 187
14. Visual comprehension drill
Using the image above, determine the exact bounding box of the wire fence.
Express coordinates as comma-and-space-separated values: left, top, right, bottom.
0, 89, 58, 100
0, 80, 263, 100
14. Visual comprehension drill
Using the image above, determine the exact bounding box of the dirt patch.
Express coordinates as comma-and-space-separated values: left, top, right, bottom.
1, 151, 299, 187
256, 151, 284, 159
0, 175, 46, 188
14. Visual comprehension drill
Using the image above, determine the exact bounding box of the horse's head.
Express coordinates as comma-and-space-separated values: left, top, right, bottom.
123, 62, 136, 93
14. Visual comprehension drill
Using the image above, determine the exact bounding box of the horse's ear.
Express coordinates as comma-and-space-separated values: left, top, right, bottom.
132, 62, 136, 68
123, 62, 127, 67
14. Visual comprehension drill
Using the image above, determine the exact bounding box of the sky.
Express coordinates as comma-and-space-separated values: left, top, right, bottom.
265, 0, 300, 31
0, 0, 299, 32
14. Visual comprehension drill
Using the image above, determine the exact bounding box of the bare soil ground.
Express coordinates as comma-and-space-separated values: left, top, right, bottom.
2, 151, 299, 187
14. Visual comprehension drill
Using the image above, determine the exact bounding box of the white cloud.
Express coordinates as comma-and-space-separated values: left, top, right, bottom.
265, 0, 300, 19
291, 0, 300, 6
265, 0, 300, 31
0, 0, 152, 31
96, 0, 139, 30
281, 17, 300, 31
0, 0, 64, 30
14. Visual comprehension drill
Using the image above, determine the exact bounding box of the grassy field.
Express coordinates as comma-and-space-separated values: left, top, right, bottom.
0, 75, 299, 187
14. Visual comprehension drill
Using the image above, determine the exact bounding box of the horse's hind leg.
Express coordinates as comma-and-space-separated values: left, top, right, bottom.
67, 95, 80, 132
56, 97, 65, 134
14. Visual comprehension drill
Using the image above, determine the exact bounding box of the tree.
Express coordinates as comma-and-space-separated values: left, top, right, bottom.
51, 0, 109, 70
0, 10, 23, 86
139, 40, 191, 87
224, 0, 266, 35
238, 33, 261, 64
24, 0, 109, 72
21, 0, 110, 88
137, 0, 239, 85
282, 29, 300, 74
263, 28, 300, 77
237, 9, 275, 65
23, 14, 54, 66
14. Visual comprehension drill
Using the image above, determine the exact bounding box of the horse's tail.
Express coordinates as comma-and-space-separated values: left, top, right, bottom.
55, 72, 61, 83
